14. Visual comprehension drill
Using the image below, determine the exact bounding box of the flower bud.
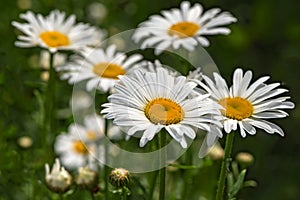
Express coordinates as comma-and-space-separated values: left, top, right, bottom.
236, 152, 254, 167
17, 136, 33, 149
187, 67, 203, 81
109, 168, 131, 188
45, 159, 72, 193
208, 144, 224, 160
76, 166, 98, 190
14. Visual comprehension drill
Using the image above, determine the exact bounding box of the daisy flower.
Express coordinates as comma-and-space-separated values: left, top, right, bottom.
70, 114, 106, 143
56, 44, 143, 92
196, 68, 295, 138
55, 114, 121, 169
54, 115, 101, 169
101, 66, 222, 148
132, 1, 237, 55
12, 10, 104, 53
55, 128, 93, 169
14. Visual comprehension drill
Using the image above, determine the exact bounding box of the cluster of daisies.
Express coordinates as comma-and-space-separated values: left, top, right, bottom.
12, 1, 294, 176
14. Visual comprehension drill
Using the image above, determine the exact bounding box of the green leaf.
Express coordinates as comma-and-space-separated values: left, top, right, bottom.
227, 172, 234, 195
168, 163, 198, 170
243, 180, 258, 188
231, 161, 239, 179
228, 169, 246, 198
33, 90, 44, 127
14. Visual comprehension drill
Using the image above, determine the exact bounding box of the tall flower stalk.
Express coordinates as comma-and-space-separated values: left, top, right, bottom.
43, 52, 56, 145
101, 64, 222, 199
104, 118, 109, 200
158, 130, 167, 200
12, 9, 104, 146
196, 68, 295, 199
215, 132, 235, 200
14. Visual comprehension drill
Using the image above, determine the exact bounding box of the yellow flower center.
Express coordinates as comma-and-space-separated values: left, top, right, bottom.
73, 140, 88, 154
144, 98, 184, 125
39, 31, 70, 47
168, 22, 200, 38
86, 130, 98, 141
218, 97, 254, 121
93, 62, 126, 79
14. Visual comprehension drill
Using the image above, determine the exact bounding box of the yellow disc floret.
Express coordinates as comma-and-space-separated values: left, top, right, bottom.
40, 31, 70, 47
144, 98, 184, 125
86, 130, 98, 141
73, 140, 88, 154
93, 62, 126, 79
218, 97, 254, 121
168, 22, 200, 38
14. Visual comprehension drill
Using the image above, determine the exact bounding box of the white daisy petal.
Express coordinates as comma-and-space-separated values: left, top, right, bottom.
199, 68, 293, 138
242, 76, 270, 98
202, 12, 237, 28
241, 121, 256, 135
132, 1, 236, 54
128, 124, 147, 136
224, 119, 237, 133
252, 111, 289, 119
198, 130, 219, 158
248, 83, 281, 102
140, 136, 149, 147
261, 120, 285, 136
56, 44, 143, 92
199, 27, 231, 35
239, 122, 247, 137
86, 78, 100, 91
102, 63, 222, 149
251, 88, 288, 104
12, 10, 104, 52
180, 124, 196, 139
232, 68, 243, 97
144, 124, 162, 142
199, 8, 221, 24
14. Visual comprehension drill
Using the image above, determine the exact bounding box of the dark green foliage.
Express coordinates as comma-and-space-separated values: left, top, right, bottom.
0, 0, 299, 199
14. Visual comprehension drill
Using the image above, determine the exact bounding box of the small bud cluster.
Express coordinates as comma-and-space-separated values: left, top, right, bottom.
109, 168, 131, 188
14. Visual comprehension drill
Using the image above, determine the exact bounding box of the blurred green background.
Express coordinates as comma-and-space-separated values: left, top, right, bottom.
0, 0, 299, 199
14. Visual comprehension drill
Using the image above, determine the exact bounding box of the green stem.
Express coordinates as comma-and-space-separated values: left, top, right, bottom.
182, 146, 193, 199
215, 132, 235, 200
43, 52, 56, 146
122, 187, 127, 200
158, 130, 167, 200
104, 118, 109, 200
90, 191, 95, 200
59, 193, 64, 200
147, 137, 160, 200
147, 170, 159, 200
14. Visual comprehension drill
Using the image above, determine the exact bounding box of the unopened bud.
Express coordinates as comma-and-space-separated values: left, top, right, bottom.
45, 159, 72, 193
187, 67, 203, 81
208, 144, 224, 160
236, 152, 254, 167
109, 168, 131, 188
76, 166, 98, 190
17, 136, 33, 149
